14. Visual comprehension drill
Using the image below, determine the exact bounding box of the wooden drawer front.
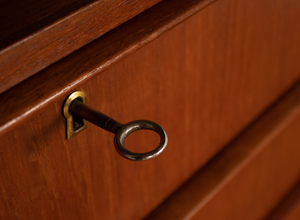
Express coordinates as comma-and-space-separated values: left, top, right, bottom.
1, 0, 300, 219
145, 82, 300, 220
266, 179, 300, 220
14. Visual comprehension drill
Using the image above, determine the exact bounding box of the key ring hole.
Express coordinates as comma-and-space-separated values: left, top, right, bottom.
124, 130, 160, 153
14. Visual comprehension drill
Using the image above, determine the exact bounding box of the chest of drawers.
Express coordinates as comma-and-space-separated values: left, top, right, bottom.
1, 0, 300, 219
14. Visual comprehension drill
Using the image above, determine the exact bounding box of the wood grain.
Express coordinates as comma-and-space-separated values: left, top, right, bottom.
144, 81, 300, 220
0, 0, 94, 49
0, 0, 216, 135
0, 0, 163, 94
265, 179, 300, 220
1, 0, 300, 219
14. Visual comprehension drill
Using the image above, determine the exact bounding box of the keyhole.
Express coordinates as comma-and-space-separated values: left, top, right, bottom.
71, 98, 85, 132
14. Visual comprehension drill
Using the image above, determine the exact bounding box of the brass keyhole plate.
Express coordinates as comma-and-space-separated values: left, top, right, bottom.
63, 91, 88, 139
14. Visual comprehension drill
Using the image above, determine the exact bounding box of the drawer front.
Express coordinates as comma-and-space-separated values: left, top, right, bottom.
145, 80, 300, 220
266, 179, 300, 220
1, 0, 300, 219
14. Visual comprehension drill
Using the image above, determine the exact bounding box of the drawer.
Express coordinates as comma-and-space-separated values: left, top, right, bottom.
266, 179, 300, 220
145, 82, 300, 220
1, 0, 300, 219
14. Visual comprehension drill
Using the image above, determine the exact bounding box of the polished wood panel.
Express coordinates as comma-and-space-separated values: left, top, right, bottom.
0, 0, 216, 135
0, 0, 94, 49
0, 0, 163, 94
145, 82, 300, 220
1, 0, 300, 219
265, 179, 300, 220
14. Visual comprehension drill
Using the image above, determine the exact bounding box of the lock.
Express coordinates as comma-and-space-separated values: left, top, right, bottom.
63, 91, 88, 139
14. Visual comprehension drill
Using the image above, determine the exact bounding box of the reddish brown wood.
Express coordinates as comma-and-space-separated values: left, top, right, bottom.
265, 179, 300, 220
0, 0, 300, 219
0, 0, 163, 94
144, 82, 300, 220
0, 0, 216, 135
0, 0, 95, 49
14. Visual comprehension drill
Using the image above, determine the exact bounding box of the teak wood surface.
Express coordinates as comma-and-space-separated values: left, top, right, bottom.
265, 178, 300, 220
144, 82, 300, 220
0, 0, 216, 135
1, 0, 300, 219
0, 0, 163, 94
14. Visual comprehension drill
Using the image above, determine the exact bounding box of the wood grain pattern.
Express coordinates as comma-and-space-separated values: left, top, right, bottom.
0, 0, 216, 135
0, 0, 94, 49
0, 0, 163, 94
144, 81, 300, 220
265, 179, 300, 220
1, 0, 300, 219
